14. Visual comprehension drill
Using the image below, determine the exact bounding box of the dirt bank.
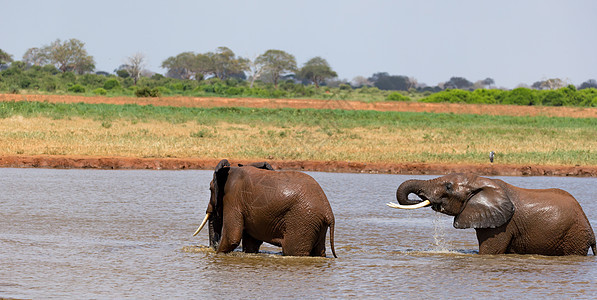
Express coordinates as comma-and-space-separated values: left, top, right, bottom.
2, 94, 596, 176
1, 155, 596, 177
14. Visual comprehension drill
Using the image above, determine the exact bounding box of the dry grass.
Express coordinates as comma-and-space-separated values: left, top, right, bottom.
2, 115, 595, 165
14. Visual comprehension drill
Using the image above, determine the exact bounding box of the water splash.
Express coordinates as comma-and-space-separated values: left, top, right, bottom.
431, 212, 452, 252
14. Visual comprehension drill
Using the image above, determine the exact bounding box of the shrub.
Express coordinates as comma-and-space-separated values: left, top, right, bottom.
61, 72, 76, 83
93, 88, 107, 95
541, 90, 565, 106
386, 91, 410, 101
68, 84, 86, 93
224, 86, 244, 96
339, 84, 352, 91
471, 89, 503, 104
423, 89, 472, 103
578, 88, 597, 106
103, 78, 121, 90
135, 87, 161, 97
501, 87, 537, 105
78, 73, 106, 88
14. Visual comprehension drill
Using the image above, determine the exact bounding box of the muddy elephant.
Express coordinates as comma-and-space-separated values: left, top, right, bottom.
193, 159, 337, 257
387, 174, 596, 256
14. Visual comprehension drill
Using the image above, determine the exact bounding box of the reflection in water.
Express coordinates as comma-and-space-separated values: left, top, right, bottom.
0, 169, 595, 298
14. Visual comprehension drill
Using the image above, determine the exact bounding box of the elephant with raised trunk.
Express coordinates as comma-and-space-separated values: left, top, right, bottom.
388, 174, 596, 256
193, 159, 337, 257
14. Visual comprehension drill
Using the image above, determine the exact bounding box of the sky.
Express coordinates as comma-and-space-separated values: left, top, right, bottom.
1, 0, 595, 88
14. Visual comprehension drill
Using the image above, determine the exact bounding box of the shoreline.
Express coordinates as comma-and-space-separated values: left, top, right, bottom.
1, 155, 596, 177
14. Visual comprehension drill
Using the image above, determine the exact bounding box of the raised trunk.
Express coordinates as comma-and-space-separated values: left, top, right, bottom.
396, 179, 426, 205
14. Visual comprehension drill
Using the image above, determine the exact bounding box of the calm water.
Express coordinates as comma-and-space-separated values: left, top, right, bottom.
1, 168, 595, 298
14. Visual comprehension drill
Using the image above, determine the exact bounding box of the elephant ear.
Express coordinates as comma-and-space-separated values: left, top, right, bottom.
213, 159, 231, 208
453, 178, 514, 229
249, 161, 274, 171
237, 162, 274, 170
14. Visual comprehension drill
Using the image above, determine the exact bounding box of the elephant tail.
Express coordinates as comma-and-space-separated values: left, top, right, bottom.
329, 221, 338, 258
591, 241, 596, 256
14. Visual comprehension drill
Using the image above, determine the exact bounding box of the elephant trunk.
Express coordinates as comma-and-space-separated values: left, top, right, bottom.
387, 179, 431, 210
396, 179, 426, 205
208, 216, 222, 250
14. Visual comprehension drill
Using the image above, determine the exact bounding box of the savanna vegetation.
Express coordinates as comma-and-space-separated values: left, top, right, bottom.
1, 42, 597, 106
1, 100, 596, 166
1, 40, 597, 170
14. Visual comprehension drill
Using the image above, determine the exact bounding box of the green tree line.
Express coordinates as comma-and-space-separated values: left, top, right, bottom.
1, 61, 596, 107
1, 40, 597, 107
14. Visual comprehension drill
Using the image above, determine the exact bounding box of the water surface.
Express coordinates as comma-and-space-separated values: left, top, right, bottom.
1, 169, 595, 298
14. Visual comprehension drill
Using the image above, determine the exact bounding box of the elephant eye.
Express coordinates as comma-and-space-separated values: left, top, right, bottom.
445, 182, 453, 191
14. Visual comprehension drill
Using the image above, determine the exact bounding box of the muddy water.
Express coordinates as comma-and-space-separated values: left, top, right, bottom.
1, 169, 595, 298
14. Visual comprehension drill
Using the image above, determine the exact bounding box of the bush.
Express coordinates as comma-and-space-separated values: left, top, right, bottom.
578, 88, 597, 106
103, 78, 121, 90
541, 90, 565, 106
339, 84, 352, 91
224, 86, 244, 96
93, 88, 107, 95
423, 89, 472, 103
77, 73, 106, 88
501, 88, 537, 105
135, 87, 161, 97
386, 91, 410, 101
61, 72, 76, 83
471, 89, 503, 104
67, 84, 86, 93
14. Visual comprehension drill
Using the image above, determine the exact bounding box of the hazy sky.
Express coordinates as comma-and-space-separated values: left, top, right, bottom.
1, 0, 595, 88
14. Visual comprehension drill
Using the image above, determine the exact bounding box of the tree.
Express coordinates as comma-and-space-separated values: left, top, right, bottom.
542, 78, 567, 90
351, 76, 373, 88
22, 47, 48, 66
24, 38, 95, 74
443, 77, 473, 90
579, 79, 597, 90
162, 47, 248, 81
0, 49, 13, 66
162, 52, 199, 80
124, 52, 146, 85
474, 77, 495, 89
246, 55, 265, 88
368, 72, 411, 91
532, 78, 567, 90
114, 65, 130, 78
205, 47, 248, 80
297, 57, 337, 88
255, 49, 297, 88
481, 77, 495, 88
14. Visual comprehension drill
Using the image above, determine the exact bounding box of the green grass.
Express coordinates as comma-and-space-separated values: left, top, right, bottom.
1, 100, 596, 165
2, 100, 596, 129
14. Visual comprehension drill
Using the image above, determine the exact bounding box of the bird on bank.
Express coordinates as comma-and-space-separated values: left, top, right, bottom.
489, 151, 495, 163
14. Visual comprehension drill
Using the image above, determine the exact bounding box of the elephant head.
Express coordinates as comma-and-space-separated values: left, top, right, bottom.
388, 174, 515, 229
193, 159, 274, 249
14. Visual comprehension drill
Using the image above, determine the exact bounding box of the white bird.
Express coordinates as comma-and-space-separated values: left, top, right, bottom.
489, 151, 495, 163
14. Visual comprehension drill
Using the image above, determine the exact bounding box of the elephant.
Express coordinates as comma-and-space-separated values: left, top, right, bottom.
193, 159, 337, 257
387, 173, 596, 256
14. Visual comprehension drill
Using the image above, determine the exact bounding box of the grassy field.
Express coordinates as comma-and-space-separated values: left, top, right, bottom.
1, 100, 596, 166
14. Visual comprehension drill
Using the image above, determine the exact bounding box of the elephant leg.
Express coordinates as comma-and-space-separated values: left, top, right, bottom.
309, 228, 328, 257
217, 216, 244, 253
281, 226, 319, 257
242, 232, 263, 253
475, 227, 512, 254
281, 239, 312, 256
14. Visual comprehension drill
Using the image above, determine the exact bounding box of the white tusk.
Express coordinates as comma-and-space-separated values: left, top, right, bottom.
386, 200, 431, 210
193, 213, 211, 236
